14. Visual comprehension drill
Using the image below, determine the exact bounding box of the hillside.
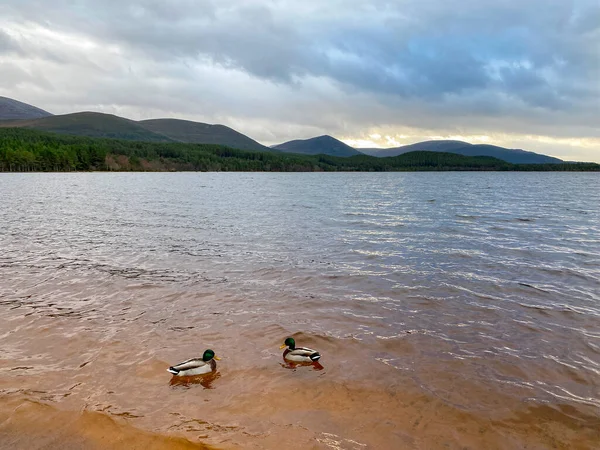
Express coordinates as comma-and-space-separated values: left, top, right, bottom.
139, 118, 270, 151
443, 144, 562, 164
360, 140, 470, 157
0, 96, 53, 121
0, 109, 272, 151
2, 128, 598, 172
273, 135, 363, 157
0, 98, 572, 163
359, 140, 562, 164
0, 112, 174, 142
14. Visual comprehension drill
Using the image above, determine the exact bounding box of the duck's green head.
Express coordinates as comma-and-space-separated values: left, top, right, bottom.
280, 337, 295, 350
203, 349, 221, 361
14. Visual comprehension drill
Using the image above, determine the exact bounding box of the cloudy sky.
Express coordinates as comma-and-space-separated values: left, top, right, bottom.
1, 0, 599, 161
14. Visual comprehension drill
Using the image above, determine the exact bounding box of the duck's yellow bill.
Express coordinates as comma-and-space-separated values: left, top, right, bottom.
279, 344, 286, 349
214, 356, 221, 361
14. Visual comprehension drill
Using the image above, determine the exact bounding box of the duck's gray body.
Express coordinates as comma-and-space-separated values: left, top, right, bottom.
283, 347, 321, 363
167, 358, 216, 376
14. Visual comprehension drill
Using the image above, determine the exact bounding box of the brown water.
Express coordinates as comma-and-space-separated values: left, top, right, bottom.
0, 172, 599, 449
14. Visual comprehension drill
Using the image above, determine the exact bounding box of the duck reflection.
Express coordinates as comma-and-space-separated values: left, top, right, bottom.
281, 359, 324, 371
169, 371, 221, 389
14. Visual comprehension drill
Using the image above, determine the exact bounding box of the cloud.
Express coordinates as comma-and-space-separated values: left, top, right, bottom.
0, 27, 20, 54
0, 0, 598, 161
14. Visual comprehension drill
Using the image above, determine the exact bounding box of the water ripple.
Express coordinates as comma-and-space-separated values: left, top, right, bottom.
0, 172, 599, 448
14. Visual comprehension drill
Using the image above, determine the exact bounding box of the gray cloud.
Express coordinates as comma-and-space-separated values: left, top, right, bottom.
0, 27, 20, 54
0, 0, 598, 160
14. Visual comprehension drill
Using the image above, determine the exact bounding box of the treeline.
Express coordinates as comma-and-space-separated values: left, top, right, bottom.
0, 128, 598, 172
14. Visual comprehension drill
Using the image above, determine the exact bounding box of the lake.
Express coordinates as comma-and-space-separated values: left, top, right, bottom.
0, 172, 599, 449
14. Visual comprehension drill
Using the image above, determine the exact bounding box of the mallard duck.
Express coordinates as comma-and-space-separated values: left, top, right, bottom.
280, 337, 321, 362
167, 349, 220, 376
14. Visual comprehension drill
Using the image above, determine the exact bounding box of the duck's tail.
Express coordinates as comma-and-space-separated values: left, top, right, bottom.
310, 353, 321, 361
167, 367, 179, 375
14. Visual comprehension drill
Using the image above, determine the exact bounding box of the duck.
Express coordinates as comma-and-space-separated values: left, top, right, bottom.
280, 337, 321, 363
167, 349, 220, 376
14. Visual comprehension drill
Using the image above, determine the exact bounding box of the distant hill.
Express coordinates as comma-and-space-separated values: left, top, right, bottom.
139, 118, 270, 151
359, 140, 561, 164
0, 112, 174, 142
450, 144, 562, 164
359, 140, 471, 157
0, 112, 272, 150
0, 96, 53, 121
0, 96, 567, 162
273, 135, 363, 157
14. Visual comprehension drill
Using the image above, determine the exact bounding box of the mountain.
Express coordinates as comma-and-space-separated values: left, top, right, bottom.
0, 112, 272, 150
0, 112, 174, 142
442, 144, 562, 164
273, 135, 363, 157
0, 96, 53, 121
139, 118, 270, 151
359, 140, 562, 164
359, 140, 471, 157
0, 96, 565, 162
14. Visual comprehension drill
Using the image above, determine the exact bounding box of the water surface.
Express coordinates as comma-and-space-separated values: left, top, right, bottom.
0, 172, 599, 449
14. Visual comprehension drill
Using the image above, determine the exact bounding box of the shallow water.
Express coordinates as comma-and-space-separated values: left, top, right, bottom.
0, 172, 599, 449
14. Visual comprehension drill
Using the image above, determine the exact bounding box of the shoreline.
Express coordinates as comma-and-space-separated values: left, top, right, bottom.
1, 168, 600, 173
0, 396, 213, 450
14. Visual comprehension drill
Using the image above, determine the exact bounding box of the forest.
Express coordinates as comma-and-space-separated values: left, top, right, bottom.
1, 128, 598, 172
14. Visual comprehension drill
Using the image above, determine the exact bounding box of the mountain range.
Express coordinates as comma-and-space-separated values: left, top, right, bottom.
359, 140, 562, 164
0, 96, 563, 164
